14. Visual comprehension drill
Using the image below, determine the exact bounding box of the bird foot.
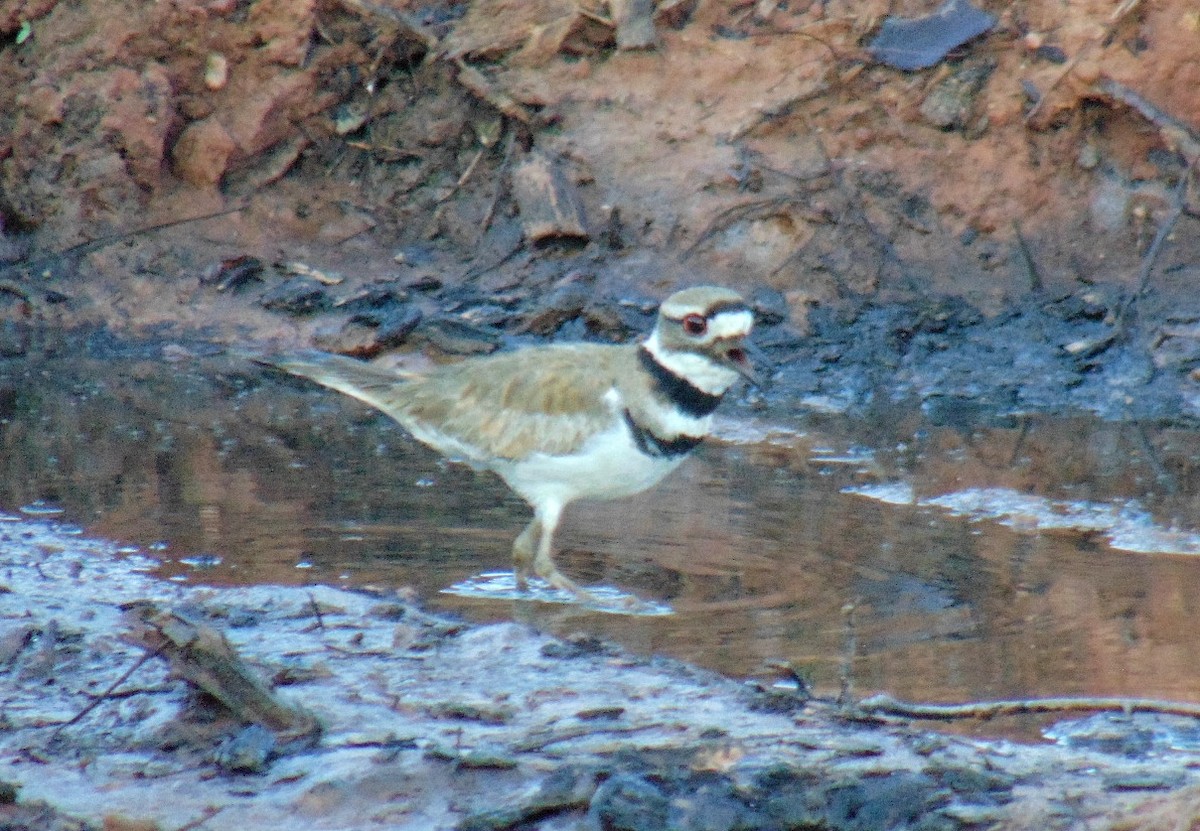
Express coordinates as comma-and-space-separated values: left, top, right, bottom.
514, 560, 599, 602
537, 567, 596, 602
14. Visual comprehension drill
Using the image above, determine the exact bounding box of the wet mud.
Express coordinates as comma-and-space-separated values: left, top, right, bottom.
3, 510, 1200, 831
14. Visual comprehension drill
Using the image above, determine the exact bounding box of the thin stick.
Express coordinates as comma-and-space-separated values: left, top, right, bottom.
2, 204, 247, 279
307, 591, 326, 631
837, 600, 858, 708
435, 145, 488, 205
1011, 220, 1043, 293
51, 648, 160, 737
1114, 153, 1199, 337
859, 692, 1200, 721
1024, 0, 1143, 124
172, 805, 225, 831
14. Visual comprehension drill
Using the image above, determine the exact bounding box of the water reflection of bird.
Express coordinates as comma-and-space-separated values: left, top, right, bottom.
259, 286, 759, 599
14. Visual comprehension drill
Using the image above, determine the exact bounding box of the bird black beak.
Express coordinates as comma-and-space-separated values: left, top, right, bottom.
722, 341, 766, 388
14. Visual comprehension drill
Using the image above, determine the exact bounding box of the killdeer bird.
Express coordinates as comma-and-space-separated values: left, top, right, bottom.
261, 285, 758, 598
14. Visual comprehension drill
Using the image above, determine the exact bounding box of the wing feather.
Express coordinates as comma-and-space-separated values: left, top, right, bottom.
260, 345, 632, 462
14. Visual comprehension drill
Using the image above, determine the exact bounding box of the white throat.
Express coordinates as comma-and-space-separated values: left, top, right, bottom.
643, 331, 739, 396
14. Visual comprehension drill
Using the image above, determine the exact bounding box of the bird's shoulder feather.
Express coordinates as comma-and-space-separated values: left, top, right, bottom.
398, 343, 638, 460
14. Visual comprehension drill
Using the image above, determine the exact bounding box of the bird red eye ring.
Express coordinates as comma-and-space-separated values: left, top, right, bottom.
682, 313, 707, 336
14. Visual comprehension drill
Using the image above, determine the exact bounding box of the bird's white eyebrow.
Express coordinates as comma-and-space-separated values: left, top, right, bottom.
703, 309, 753, 340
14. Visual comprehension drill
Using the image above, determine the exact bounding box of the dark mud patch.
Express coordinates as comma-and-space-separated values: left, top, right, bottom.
764, 286, 1200, 424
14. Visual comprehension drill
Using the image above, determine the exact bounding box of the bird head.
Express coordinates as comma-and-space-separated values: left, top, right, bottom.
646, 286, 762, 394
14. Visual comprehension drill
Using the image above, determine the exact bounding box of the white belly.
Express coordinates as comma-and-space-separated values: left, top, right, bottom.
495, 420, 686, 508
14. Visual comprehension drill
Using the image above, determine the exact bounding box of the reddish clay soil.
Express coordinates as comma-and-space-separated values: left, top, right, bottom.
1, 0, 1198, 348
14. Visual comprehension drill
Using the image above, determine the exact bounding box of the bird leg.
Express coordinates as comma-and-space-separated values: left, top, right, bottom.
512, 517, 538, 591
512, 501, 590, 598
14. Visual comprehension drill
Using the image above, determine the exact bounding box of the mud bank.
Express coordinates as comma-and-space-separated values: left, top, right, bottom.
2, 514, 1200, 830
2, 0, 1199, 431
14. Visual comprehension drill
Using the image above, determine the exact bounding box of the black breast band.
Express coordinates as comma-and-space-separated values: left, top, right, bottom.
623, 410, 703, 458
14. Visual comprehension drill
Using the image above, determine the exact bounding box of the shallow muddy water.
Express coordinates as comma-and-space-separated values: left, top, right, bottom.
5, 346, 1200, 726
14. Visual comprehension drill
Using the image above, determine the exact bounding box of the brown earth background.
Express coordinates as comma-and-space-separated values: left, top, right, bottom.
1, 0, 1198, 350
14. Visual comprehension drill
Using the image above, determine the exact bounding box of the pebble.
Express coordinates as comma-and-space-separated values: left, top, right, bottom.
213, 724, 275, 774
259, 278, 330, 315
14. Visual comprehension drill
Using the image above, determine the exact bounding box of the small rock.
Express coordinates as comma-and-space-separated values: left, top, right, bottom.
459, 766, 597, 831
428, 700, 515, 724
588, 774, 670, 831
199, 255, 265, 292
582, 301, 632, 340
213, 723, 275, 774
312, 319, 378, 357
669, 780, 749, 831
541, 633, 616, 659
172, 117, 238, 187
259, 278, 330, 315
519, 275, 593, 335
415, 316, 501, 354
919, 60, 995, 130
750, 286, 790, 325
333, 284, 407, 312
204, 52, 229, 91
373, 305, 424, 347
1077, 143, 1101, 170
1090, 177, 1132, 231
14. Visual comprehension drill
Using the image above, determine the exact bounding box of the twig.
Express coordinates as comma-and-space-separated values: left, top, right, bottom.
452, 60, 536, 126
51, 648, 160, 738
1011, 220, 1043, 293
859, 692, 1200, 721
0, 204, 248, 282
0, 281, 33, 304
435, 145, 489, 205
1114, 153, 1200, 338
1024, 0, 1143, 125
172, 805, 225, 831
683, 196, 820, 259
477, 129, 516, 244
510, 722, 658, 753
335, 0, 536, 126
307, 591, 326, 631
125, 607, 322, 741
1096, 79, 1200, 161
837, 600, 858, 708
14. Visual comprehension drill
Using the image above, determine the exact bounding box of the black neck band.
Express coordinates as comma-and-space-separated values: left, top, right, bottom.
637, 347, 723, 418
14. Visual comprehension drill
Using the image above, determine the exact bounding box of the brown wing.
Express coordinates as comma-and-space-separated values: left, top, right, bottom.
261, 345, 632, 462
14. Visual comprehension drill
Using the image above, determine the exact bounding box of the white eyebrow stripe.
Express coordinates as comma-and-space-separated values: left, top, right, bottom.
702, 309, 753, 341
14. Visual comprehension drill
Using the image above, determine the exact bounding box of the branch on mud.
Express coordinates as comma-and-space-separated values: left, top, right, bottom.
1023, 0, 1143, 126
858, 693, 1200, 721
683, 196, 824, 259
1114, 152, 1200, 338
51, 647, 161, 738
1095, 80, 1200, 163
0, 204, 247, 285
124, 605, 322, 743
